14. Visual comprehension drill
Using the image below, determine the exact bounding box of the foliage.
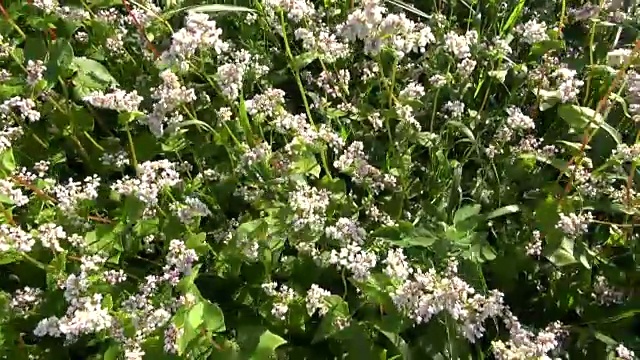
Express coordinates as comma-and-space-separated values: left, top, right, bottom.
0, 0, 639, 359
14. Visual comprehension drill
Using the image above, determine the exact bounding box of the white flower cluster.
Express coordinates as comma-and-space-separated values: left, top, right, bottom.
165, 239, 198, 279
112, 159, 182, 206
492, 315, 565, 359
0, 224, 36, 253
505, 106, 535, 131
305, 284, 332, 316
329, 243, 377, 281
289, 182, 330, 231
238, 141, 272, 170
10, 286, 43, 316
111, 243, 198, 358
216, 49, 268, 100
525, 230, 543, 257
37, 223, 66, 252
395, 103, 422, 131
515, 19, 549, 44
52, 175, 101, 213
0, 126, 22, 153
0, 96, 41, 122
31, 0, 90, 21
160, 12, 229, 70
616, 343, 635, 360
35, 291, 112, 343
398, 81, 425, 101
444, 30, 476, 59
443, 100, 465, 119
392, 266, 505, 341
163, 323, 182, 354
0, 178, 29, 206
262, 282, 297, 320
339, 0, 435, 58
26, 60, 46, 86
334, 141, 396, 193
592, 275, 625, 305
294, 27, 351, 63
246, 88, 286, 119
84, 88, 144, 113
553, 67, 584, 103
627, 71, 640, 123
100, 150, 130, 168
146, 70, 196, 137
325, 217, 367, 244
383, 248, 413, 280
263, 0, 317, 22
555, 212, 593, 238
612, 143, 640, 163
170, 196, 212, 224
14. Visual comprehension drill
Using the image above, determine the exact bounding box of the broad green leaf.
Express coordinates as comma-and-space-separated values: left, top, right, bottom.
558, 104, 621, 144
453, 204, 481, 225
530, 40, 565, 57
290, 153, 321, 178
187, 302, 204, 330
238, 327, 287, 360
0, 149, 16, 174
46, 39, 74, 81
293, 52, 318, 70
103, 344, 121, 360
203, 301, 225, 333
23, 36, 47, 60
71, 57, 118, 85
312, 296, 350, 344
447, 121, 476, 142
558, 104, 601, 129
485, 205, 520, 220
535, 89, 561, 111
546, 239, 577, 267
71, 57, 118, 99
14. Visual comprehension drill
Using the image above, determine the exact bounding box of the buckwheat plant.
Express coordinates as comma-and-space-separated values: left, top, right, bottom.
0, 0, 639, 358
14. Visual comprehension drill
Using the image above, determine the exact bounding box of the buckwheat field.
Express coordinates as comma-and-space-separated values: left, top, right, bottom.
0, 0, 639, 358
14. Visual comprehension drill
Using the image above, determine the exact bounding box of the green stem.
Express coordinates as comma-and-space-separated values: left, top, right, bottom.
125, 124, 139, 175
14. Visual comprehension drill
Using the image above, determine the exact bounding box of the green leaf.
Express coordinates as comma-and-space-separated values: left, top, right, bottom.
546, 238, 577, 267
290, 153, 321, 178
186, 232, 209, 255
558, 104, 601, 129
71, 57, 118, 99
23, 36, 47, 60
0, 149, 16, 175
485, 205, 521, 220
453, 204, 481, 225
238, 327, 287, 360
103, 344, 121, 360
71, 57, 118, 85
558, 104, 621, 144
530, 39, 564, 56
187, 302, 205, 330
203, 301, 226, 333
501, 0, 525, 34
535, 89, 561, 111
312, 296, 350, 344
447, 121, 476, 142
293, 52, 318, 71
46, 39, 74, 81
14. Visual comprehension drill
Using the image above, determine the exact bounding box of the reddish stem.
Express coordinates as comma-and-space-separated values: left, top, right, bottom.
122, 0, 159, 58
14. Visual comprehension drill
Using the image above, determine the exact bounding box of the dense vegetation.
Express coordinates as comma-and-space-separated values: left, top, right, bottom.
0, 0, 639, 358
